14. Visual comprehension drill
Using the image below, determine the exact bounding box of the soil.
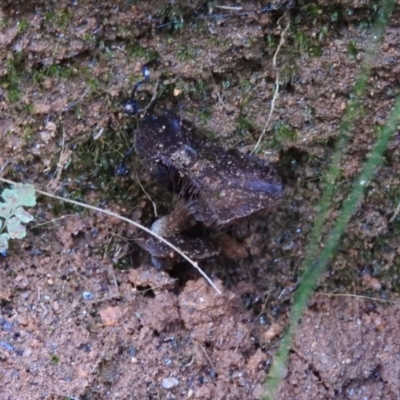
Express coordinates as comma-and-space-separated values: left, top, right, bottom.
1, 1, 400, 399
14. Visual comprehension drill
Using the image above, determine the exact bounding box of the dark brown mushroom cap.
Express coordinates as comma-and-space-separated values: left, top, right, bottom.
135, 114, 283, 228
137, 235, 220, 260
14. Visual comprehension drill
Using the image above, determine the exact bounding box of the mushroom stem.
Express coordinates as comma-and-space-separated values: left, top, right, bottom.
151, 201, 193, 237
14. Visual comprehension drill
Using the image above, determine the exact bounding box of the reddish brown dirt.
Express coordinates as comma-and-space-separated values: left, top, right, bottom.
1, 1, 400, 399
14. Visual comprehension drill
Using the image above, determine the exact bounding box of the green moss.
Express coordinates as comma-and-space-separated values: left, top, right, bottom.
177, 45, 198, 61
199, 109, 212, 123
126, 44, 146, 58
280, 63, 300, 87
126, 44, 158, 61
83, 31, 97, 45
208, 35, 222, 47
30, 61, 87, 92
347, 41, 358, 60
46, 64, 77, 79
273, 122, 298, 145
0, 17, 10, 29
304, 3, 323, 19
68, 130, 141, 204
17, 19, 29, 33
235, 115, 255, 135
50, 353, 60, 365
117, 25, 130, 39
193, 18, 206, 33
1, 52, 26, 102
44, 9, 72, 30
86, 76, 101, 92
21, 124, 37, 142
194, 79, 207, 97
330, 9, 340, 23
237, 78, 255, 110
238, 78, 251, 93
265, 34, 279, 52
160, 4, 185, 31
293, 31, 323, 57
316, 25, 329, 42
113, 255, 132, 270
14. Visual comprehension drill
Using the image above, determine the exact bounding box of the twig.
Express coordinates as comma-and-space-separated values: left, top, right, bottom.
134, 171, 158, 217
214, 5, 243, 11
389, 201, 400, 222
30, 214, 76, 229
319, 292, 395, 304
136, 278, 178, 294
46, 128, 71, 192
252, 15, 290, 154
139, 79, 160, 115
0, 177, 221, 295
197, 341, 215, 370
63, 87, 90, 112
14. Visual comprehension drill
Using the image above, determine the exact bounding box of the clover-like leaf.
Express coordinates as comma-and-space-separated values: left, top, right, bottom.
7, 216, 27, 239
1, 183, 36, 209
14, 206, 34, 223
0, 233, 10, 253
0, 203, 12, 219
0, 184, 36, 251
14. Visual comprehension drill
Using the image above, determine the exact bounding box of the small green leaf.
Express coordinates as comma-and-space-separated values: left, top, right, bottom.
0, 204, 12, 219
0, 233, 10, 253
1, 183, 36, 209
1, 189, 19, 208
7, 216, 27, 239
0, 184, 36, 248
14, 206, 34, 223
16, 183, 36, 207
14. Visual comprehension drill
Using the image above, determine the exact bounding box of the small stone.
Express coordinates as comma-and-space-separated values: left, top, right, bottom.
82, 291, 93, 300
173, 88, 182, 96
23, 348, 32, 357
43, 78, 53, 89
162, 377, 179, 389
18, 316, 28, 326
39, 130, 52, 143
33, 102, 51, 114
45, 121, 57, 132
99, 306, 123, 327
362, 274, 382, 291
263, 322, 283, 342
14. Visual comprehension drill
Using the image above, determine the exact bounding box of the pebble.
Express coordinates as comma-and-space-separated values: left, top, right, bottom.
99, 306, 123, 327
82, 291, 93, 300
23, 348, 32, 357
0, 341, 14, 352
17, 316, 28, 326
162, 377, 179, 389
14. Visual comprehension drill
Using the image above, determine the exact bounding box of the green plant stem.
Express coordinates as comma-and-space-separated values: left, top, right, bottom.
303, 0, 395, 268
265, 0, 397, 398
266, 89, 400, 397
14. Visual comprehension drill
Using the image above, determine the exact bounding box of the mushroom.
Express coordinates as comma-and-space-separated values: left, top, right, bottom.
135, 113, 283, 266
